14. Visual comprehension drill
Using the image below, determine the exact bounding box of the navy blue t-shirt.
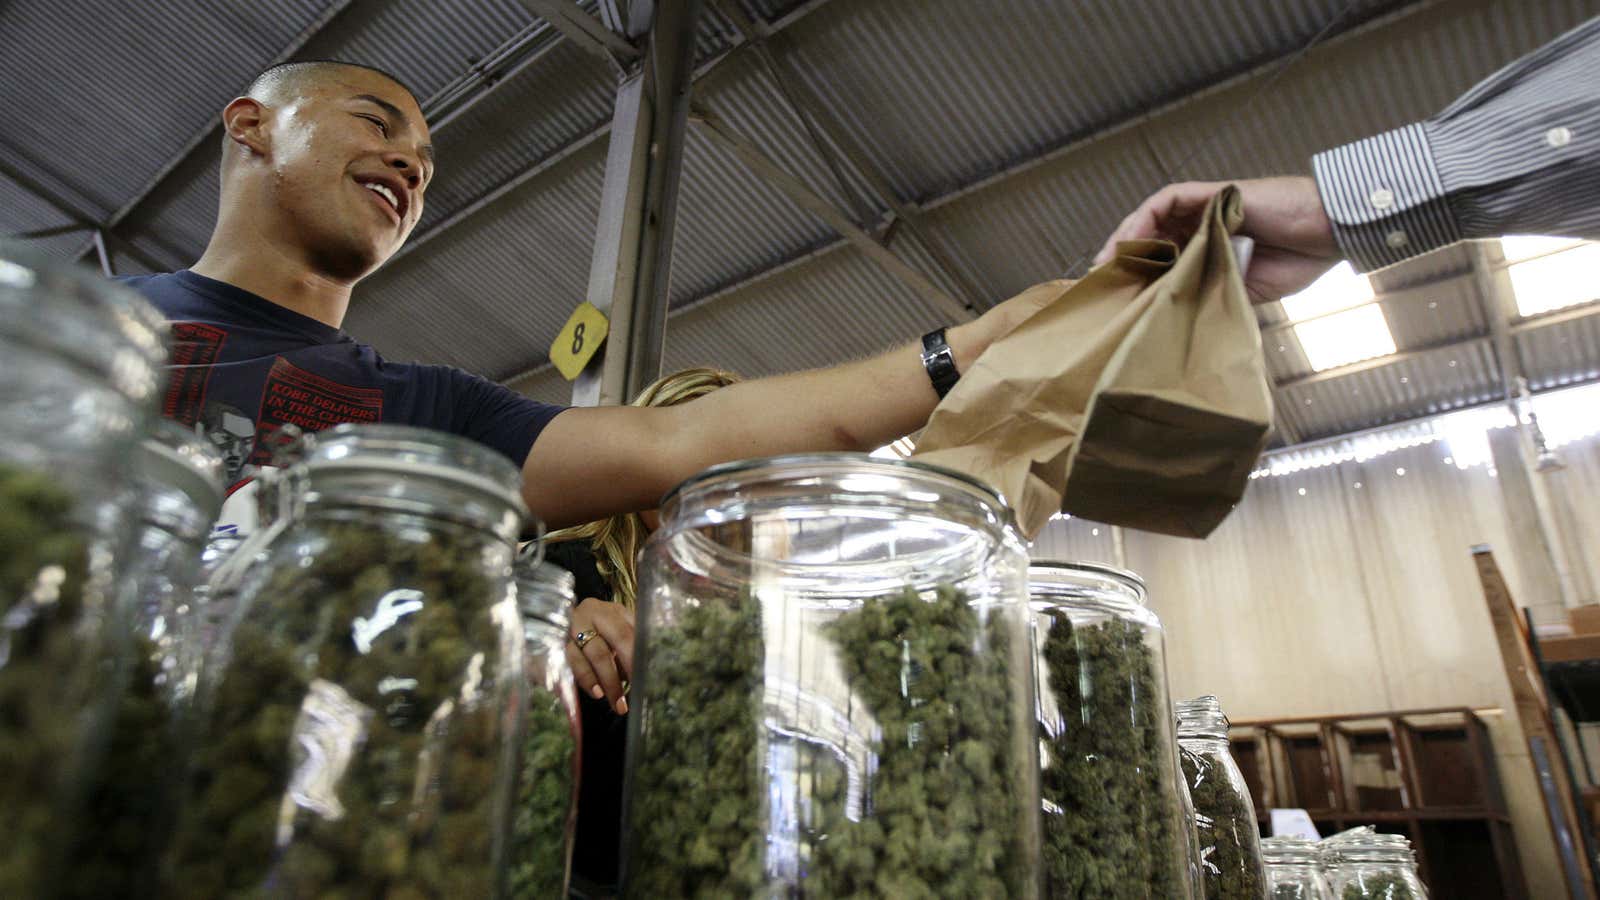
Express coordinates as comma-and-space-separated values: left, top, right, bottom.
120, 270, 565, 487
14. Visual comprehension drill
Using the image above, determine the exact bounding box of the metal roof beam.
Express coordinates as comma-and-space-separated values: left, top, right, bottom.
1469, 241, 1526, 401
690, 103, 972, 323
1, 158, 170, 272
640, 0, 1443, 332
1275, 335, 1492, 390
519, 0, 640, 63
1260, 266, 1474, 337
421, 19, 567, 132
72, 0, 356, 267
706, 0, 990, 313
387, 0, 839, 266
1273, 301, 1600, 391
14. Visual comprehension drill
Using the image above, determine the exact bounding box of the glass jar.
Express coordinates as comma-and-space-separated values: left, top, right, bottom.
623, 453, 1040, 897
189, 531, 244, 686
0, 249, 167, 897
65, 422, 225, 900
509, 553, 583, 898
1029, 561, 1199, 899
1178, 695, 1269, 900
1262, 836, 1332, 900
1325, 832, 1427, 899
129, 419, 226, 706
1317, 825, 1371, 888
166, 424, 531, 898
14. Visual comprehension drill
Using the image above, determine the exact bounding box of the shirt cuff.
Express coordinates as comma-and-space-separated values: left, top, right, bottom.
1310, 122, 1463, 272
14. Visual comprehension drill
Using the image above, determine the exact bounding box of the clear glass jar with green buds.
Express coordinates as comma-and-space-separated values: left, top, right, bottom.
1262, 835, 1333, 900
0, 248, 167, 897
1324, 831, 1428, 899
1029, 561, 1200, 899
166, 424, 531, 898
623, 453, 1041, 897
1177, 694, 1269, 900
509, 551, 583, 898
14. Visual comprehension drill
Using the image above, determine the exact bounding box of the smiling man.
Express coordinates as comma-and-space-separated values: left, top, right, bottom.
123, 60, 1042, 526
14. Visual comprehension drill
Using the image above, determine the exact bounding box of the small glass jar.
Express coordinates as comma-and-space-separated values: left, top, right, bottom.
1178, 695, 1269, 900
1029, 561, 1198, 899
1325, 832, 1428, 899
1262, 836, 1332, 900
623, 453, 1040, 897
166, 424, 531, 898
0, 249, 167, 897
509, 553, 583, 898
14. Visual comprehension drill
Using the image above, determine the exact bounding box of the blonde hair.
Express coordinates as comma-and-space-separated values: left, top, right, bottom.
544, 366, 741, 609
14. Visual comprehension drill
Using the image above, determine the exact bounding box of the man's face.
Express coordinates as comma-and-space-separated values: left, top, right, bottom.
263, 69, 434, 280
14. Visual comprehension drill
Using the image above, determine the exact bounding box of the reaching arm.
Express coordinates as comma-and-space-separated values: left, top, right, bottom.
1313, 14, 1600, 270
521, 294, 1040, 528
1097, 15, 1600, 301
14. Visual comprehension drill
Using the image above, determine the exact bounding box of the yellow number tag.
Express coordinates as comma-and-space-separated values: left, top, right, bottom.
550, 301, 610, 381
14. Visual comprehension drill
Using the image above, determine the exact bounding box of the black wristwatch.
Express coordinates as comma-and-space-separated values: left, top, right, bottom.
920, 328, 960, 399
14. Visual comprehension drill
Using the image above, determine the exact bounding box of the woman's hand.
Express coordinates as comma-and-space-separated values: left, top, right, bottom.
566, 597, 635, 715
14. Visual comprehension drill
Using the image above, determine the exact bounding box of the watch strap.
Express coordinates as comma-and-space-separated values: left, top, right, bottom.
920, 328, 960, 399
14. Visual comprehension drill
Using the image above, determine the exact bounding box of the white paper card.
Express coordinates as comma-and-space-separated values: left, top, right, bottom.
1271, 808, 1322, 840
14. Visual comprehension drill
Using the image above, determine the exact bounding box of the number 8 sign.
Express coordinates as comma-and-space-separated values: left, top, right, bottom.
549, 301, 611, 381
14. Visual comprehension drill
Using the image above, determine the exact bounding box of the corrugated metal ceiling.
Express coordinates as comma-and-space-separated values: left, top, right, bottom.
5, 0, 1600, 445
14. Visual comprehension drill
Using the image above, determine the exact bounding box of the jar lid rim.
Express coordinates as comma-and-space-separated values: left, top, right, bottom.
660, 452, 1012, 517
1029, 559, 1146, 592
287, 424, 530, 522
1, 248, 168, 385
139, 420, 227, 512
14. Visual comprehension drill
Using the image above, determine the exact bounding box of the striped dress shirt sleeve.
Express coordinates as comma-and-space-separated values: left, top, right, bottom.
1311, 15, 1600, 272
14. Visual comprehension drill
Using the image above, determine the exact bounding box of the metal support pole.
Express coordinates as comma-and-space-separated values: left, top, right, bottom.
92, 230, 114, 277
1487, 425, 1580, 611
571, 0, 702, 407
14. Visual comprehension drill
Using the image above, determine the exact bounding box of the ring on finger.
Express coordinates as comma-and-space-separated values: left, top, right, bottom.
573, 629, 597, 649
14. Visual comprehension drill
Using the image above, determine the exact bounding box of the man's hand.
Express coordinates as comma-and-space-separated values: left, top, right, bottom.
1094, 176, 1342, 304
566, 597, 635, 715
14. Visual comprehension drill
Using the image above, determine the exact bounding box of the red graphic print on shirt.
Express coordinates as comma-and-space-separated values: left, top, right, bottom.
164, 321, 227, 425
252, 356, 384, 463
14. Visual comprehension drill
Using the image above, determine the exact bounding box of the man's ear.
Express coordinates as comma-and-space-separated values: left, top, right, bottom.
221, 97, 269, 157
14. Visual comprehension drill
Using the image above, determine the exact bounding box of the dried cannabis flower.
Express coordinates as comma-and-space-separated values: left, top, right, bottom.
63, 636, 185, 900
0, 462, 94, 896
1181, 744, 1268, 900
625, 585, 1023, 897
625, 592, 767, 896
167, 521, 521, 898
1039, 613, 1183, 898
1340, 873, 1417, 900
508, 679, 579, 898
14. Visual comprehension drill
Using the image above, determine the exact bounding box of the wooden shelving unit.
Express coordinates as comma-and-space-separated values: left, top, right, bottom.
1230, 707, 1526, 900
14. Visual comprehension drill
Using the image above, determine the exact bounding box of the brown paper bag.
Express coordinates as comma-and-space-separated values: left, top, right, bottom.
913, 186, 1271, 539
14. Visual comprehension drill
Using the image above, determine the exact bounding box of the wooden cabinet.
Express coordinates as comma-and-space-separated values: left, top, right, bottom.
1231, 707, 1526, 900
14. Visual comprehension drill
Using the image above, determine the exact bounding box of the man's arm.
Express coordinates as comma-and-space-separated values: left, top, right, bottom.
1314, 14, 1600, 270
521, 298, 1034, 529
1097, 15, 1600, 300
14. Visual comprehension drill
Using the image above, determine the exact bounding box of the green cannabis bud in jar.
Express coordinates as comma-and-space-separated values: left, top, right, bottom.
625, 585, 1023, 897
1182, 744, 1268, 900
1340, 873, 1417, 900
167, 521, 517, 898
1039, 613, 1184, 898
508, 682, 579, 899
0, 463, 94, 896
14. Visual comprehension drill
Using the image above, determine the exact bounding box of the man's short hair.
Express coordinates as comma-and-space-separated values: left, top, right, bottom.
244, 60, 419, 106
